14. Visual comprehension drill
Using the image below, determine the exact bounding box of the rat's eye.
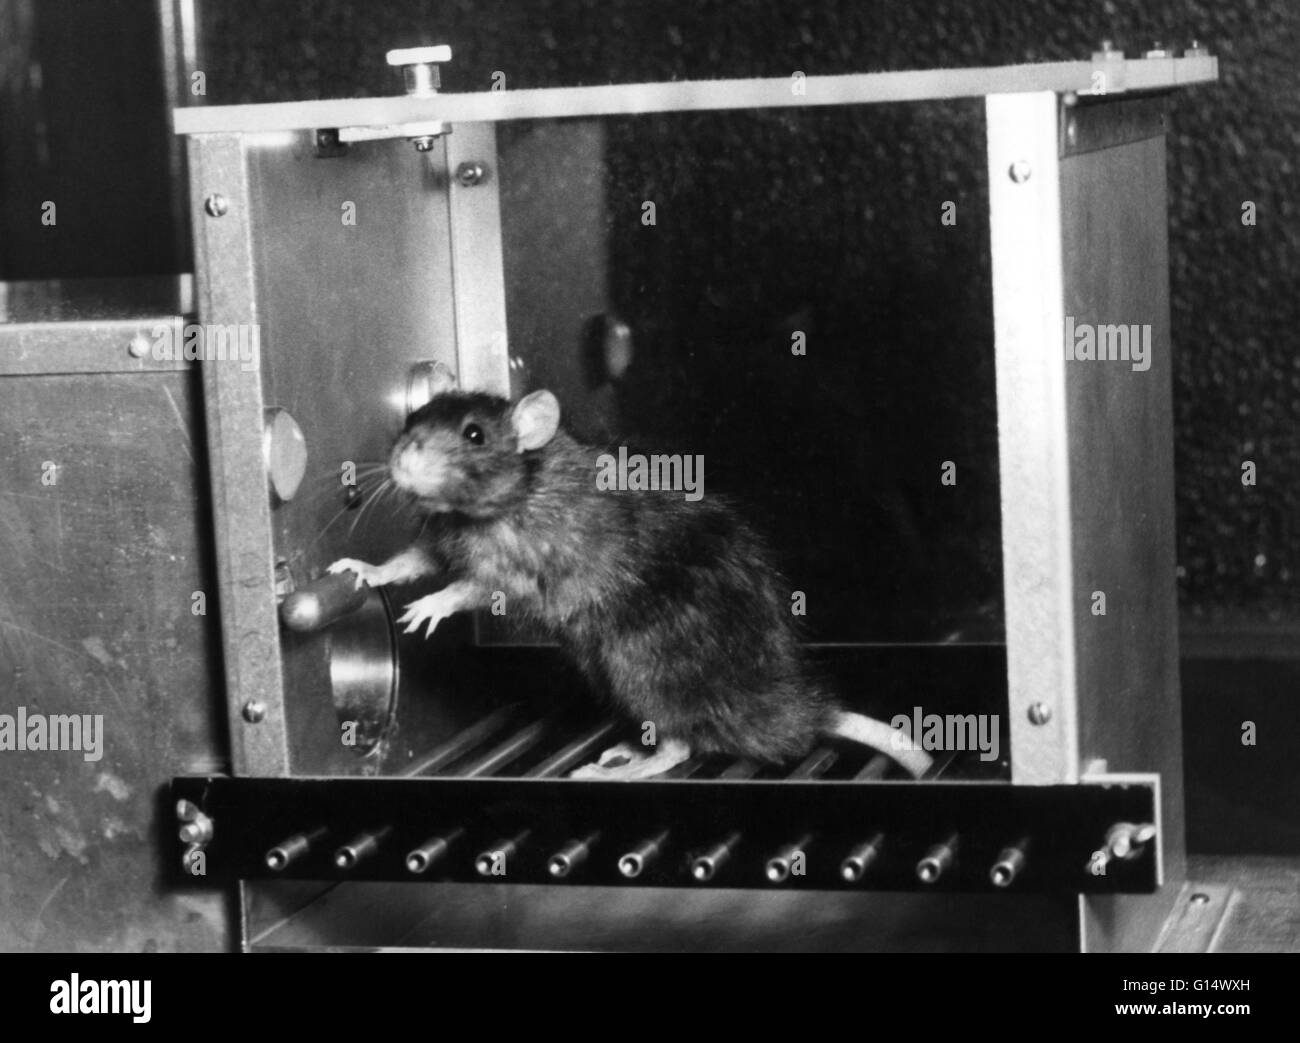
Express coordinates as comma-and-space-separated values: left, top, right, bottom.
462, 423, 485, 446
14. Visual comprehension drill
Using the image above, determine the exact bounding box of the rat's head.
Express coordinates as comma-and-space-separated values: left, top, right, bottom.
390, 388, 562, 518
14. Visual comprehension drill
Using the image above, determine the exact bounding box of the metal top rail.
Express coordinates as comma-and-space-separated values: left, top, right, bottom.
173, 56, 1218, 137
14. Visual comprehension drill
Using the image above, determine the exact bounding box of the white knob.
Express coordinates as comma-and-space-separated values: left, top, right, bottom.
386, 45, 452, 66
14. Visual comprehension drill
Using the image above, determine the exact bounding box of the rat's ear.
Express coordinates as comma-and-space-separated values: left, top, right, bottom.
511, 390, 561, 452
427, 362, 458, 398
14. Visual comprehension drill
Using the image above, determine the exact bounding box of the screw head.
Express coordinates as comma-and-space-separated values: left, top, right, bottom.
1027, 701, 1052, 725
242, 700, 267, 723
1009, 159, 1032, 183
204, 194, 229, 218
128, 333, 151, 359
1190, 892, 1211, 905
273, 560, 295, 600
456, 161, 486, 187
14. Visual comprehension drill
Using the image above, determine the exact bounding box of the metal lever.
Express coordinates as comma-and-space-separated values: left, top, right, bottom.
280, 571, 368, 632
280, 576, 397, 753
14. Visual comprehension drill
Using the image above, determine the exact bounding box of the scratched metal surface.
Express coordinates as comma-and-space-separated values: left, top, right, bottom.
0, 309, 231, 950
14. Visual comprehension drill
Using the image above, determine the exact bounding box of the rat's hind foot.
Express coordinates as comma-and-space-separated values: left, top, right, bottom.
596, 741, 642, 767
570, 738, 691, 780
569, 742, 647, 777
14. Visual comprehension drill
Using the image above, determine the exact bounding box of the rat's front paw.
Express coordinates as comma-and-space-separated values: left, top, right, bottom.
396, 592, 456, 639
327, 558, 381, 590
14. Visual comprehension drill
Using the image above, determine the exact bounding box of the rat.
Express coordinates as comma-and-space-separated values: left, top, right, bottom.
327, 378, 931, 780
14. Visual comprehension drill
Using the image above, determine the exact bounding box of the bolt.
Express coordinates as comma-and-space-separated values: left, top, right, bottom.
1190, 892, 1211, 905
242, 700, 267, 723
179, 816, 214, 845
273, 559, 295, 600
128, 333, 151, 359
387, 45, 452, 97
386, 46, 453, 150
1184, 39, 1209, 57
204, 193, 228, 218
1105, 821, 1156, 860
456, 161, 486, 187
176, 799, 201, 822
1009, 159, 1032, 183
990, 844, 1027, 888
314, 127, 348, 157
1144, 41, 1169, 59
1027, 701, 1052, 725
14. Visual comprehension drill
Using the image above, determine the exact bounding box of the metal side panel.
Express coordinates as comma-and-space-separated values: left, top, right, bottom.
1058, 110, 1186, 951
241, 132, 461, 777
445, 124, 511, 398
187, 133, 288, 776
986, 92, 1077, 786
1060, 119, 1183, 873
0, 361, 230, 951
988, 94, 1186, 950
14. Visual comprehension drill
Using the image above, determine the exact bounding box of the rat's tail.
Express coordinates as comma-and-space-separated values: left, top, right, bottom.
829, 711, 932, 779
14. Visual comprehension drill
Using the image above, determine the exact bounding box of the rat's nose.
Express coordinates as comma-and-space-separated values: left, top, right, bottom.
390, 445, 445, 496
389, 447, 415, 489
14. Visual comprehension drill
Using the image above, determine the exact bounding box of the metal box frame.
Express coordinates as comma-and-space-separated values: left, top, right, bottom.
176, 53, 1217, 952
